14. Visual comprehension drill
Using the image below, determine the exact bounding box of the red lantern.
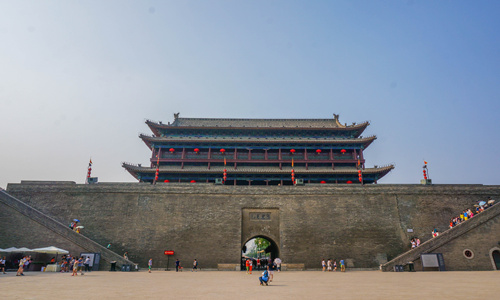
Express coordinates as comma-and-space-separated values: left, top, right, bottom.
190, 180, 196, 183
347, 180, 353, 184
164, 180, 169, 183
220, 149, 225, 153
194, 148, 200, 153
155, 176, 158, 181
316, 149, 321, 154
320, 181, 326, 184
290, 149, 296, 154
341, 149, 346, 154
169, 148, 175, 153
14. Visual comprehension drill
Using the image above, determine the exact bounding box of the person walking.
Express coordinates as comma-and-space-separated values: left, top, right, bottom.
249, 259, 253, 274
268, 260, 276, 282
327, 259, 332, 271
274, 258, 282, 272
192, 259, 198, 272
71, 258, 79, 276
0, 256, 6, 274
322, 259, 326, 272
340, 259, 345, 272
175, 259, 181, 272
16, 256, 27, 276
84, 256, 91, 272
148, 258, 153, 273
23, 256, 31, 271
78, 257, 84, 275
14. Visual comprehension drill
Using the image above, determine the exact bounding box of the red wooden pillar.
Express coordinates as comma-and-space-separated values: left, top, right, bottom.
330, 148, 334, 170
305, 149, 308, 169
208, 148, 211, 170
278, 148, 282, 170
181, 147, 185, 169
265, 149, 268, 160
248, 149, 252, 160
234, 148, 238, 170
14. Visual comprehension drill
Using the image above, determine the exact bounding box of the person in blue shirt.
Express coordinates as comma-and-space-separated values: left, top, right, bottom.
259, 270, 269, 286
175, 259, 181, 272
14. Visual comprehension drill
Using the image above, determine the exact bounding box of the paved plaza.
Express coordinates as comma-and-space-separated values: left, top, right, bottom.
2, 270, 499, 299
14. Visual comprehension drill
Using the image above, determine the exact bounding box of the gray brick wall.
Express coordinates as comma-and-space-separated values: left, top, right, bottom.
3, 182, 500, 270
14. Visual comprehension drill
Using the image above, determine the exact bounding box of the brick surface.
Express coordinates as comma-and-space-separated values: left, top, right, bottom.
3, 182, 500, 270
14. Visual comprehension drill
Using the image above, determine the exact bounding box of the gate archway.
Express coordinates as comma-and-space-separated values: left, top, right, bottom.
241, 235, 279, 271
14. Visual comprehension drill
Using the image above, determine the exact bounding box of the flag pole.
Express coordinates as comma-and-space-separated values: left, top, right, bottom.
86, 158, 92, 184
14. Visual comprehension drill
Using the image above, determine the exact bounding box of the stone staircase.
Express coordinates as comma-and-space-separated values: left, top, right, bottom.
0, 189, 134, 269
381, 202, 500, 272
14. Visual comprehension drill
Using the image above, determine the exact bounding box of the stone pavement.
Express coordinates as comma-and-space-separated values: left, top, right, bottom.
1, 270, 499, 299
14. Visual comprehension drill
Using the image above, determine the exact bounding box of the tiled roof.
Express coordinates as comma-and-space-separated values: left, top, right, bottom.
139, 134, 376, 145
122, 163, 394, 175
146, 116, 369, 130
174, 118, 345, 128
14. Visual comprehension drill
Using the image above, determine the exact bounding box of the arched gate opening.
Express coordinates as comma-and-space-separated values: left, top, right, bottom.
241, 236, 279, 271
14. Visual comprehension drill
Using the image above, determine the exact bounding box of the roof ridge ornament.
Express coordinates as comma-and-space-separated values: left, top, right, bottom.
333, 113, 346, 128
174, 112, 180, 120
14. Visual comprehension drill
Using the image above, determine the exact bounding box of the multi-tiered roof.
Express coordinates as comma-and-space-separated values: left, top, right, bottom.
122, 114, 394, 185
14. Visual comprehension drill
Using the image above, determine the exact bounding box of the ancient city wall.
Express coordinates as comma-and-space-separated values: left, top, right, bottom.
3, 182, 500, 270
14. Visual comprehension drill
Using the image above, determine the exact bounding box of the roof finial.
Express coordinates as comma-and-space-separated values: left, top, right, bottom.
333, 113, 346, 128
174, 112, 180, 120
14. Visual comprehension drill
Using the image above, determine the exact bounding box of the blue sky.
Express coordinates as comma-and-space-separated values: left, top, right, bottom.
1, 0, 499, 188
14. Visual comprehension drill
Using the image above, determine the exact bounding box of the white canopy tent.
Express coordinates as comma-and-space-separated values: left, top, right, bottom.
0, 247, 33, 252
31, 246, 69, 255
31, 246, 69, 264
